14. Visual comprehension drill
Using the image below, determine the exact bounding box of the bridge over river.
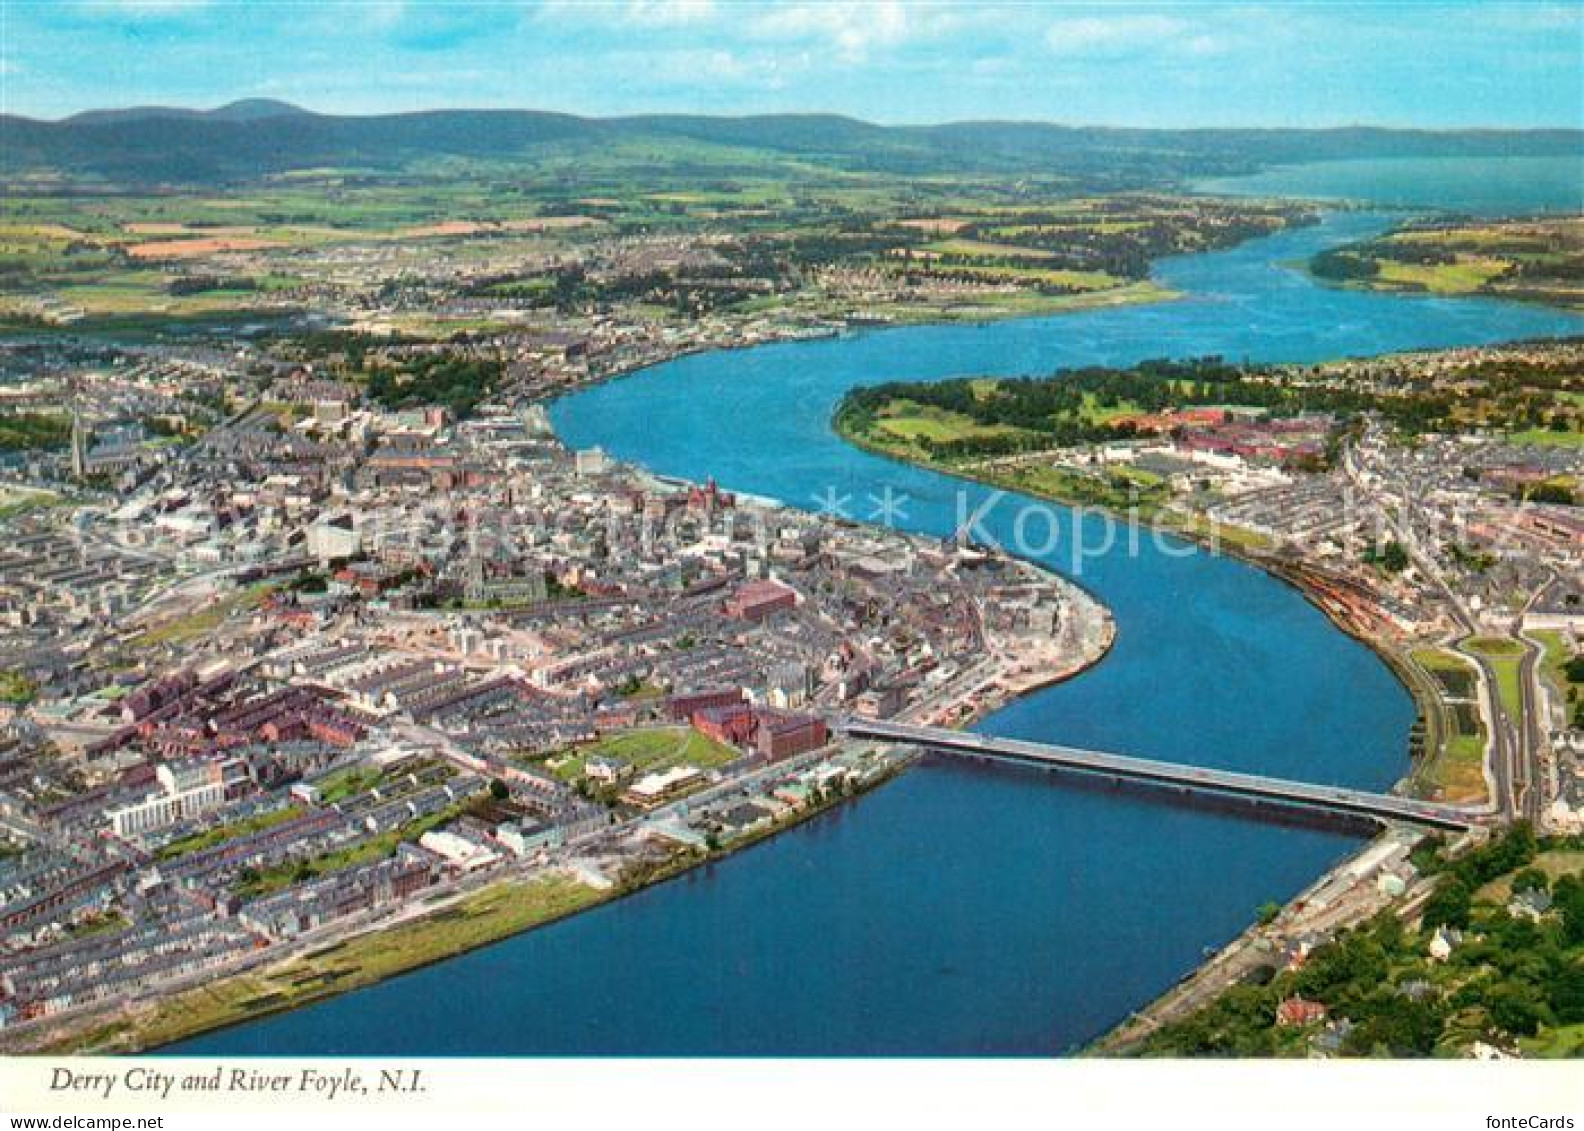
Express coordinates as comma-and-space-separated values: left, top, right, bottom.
836, 718, 1486, 832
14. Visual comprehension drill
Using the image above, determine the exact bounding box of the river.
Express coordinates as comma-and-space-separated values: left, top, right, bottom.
172, 169, 1584, 1055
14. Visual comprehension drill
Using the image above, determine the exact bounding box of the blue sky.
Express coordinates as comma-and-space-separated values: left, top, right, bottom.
1, 1, 1579, 127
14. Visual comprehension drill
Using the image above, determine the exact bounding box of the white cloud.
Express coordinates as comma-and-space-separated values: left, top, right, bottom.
644, 47, 750, 81
1180, 33, 1230, 57
1045, 14, 1188, 56
749, 1, 945, 63
624, 0, 717, 27
1042, 12, 1252, 60
528, 0, 962, 63
358, 1, 409, 30
536, 0, 717, 30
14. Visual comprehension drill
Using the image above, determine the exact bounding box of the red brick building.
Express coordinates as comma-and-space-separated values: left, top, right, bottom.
723, 579, 797, 622
667, 687, 744, 722
693, 704, 757, 747
754, 712, 829, 761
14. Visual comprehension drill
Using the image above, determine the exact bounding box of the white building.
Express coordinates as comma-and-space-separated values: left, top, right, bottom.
307, 519, 362, 565
108, 778, 226, 838
418, 828, 499, 871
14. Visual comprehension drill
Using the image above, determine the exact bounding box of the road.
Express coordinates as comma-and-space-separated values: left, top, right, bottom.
1345, 429, 1540, 823
840, 718, 1484, 830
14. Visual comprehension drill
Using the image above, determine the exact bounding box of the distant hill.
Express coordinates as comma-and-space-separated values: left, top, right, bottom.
2, 103, 1579, 187
62, 98, 309, 127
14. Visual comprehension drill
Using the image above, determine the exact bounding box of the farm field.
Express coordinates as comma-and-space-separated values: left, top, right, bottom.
0, 170, 1310, 340
1310, 216, 1584, 309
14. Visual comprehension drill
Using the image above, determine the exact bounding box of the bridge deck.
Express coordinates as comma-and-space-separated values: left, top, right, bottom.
837, 719, 1484, 831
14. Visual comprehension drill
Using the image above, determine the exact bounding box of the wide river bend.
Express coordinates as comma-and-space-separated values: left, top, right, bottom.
176, 198, 1584, 1055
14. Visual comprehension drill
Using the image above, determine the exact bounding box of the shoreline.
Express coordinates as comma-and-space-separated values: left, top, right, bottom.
5, 453, 1116, 1056
1087, 821, 1448, 1056
835, 417, 1439, 791
9, 212, 1517, 1058
16, 753, 915, 1055
823, 419, 1477, 1053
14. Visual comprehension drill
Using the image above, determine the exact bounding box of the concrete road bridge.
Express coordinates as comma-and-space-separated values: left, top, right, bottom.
835, 718, 1486, 832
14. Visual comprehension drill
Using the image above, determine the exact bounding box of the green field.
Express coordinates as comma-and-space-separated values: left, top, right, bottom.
1533, 629, 1583, 730
859, 382, 1150, 459
234, 801, 469, 899
157, 805, 306, 860
869, 399, 1035, 448
0, 485, 63, 519
1373, 256, 1510, 294
989, 461, 1170, 513
550, 725, 739, 783
1464, 637, 1525, 719
1311, 217, 1584, 311
1410, 647, 1488, 803
63, 875, 602, 1053
130, 582, 275, 648
1506, 427, 1584, 449
923, 237, 1058, 260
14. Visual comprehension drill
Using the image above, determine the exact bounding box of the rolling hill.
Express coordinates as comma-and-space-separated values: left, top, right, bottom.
2, 101, 1579, 187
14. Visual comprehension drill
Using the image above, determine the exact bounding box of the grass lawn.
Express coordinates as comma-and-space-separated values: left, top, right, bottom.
812, 279, 1174, 326
1409, 647, 1488, 803
1506, 427, 1584, 448
1375, 256, 1508, 294
551, 725, 739, 783
0, 485, 63, 519
0, 669, 38, 706
65, 911, 130, 941
1478, 849, 1584, 904
1165, 511, 1275, 553
1464, 637, 1524, 720
1465, 636, 1525, 657
157, 805, 306, 860
1412, 646, 1480, 696
924, 262, 1123, 289
987, 462, 1168, 513
1523, 1023, 1584, 1058
1532, 629, 1581, 706
923, 236, 1057, 260
315, 765, 383, 805
1107, 463, 1165, 489
870, 399, 1033, 447
1437, 734, 1490, 801
618, 679, 666, 701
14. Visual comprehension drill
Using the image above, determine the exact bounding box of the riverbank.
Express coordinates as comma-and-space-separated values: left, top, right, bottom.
831, 409, 1444, 774
1090, 823, 1445, 1055
825, 406, 1515, 1053
14, 751, 916, 1055
5, 454, 1117, 1056
558, 281, 1187, 414
527, 198, 1576, 1056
